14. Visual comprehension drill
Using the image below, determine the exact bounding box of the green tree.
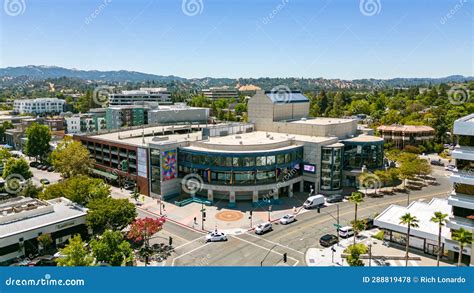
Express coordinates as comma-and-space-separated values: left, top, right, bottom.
51, 137, 94, 178
24, 123, 51, 162
2, 157, 33, 180
399, 213, 419, 267
86, 197, 137, 234
0, 147, 12, 162
56, 235, 93, 266
430, 211, 448, 267
345, 243, 368, 266
19, 181, 42, 198
90, 230, 133, 266
40, 175, 110, 205
452, 228, 473, 267
37, 233, 53, 254
348, 192, 364, 245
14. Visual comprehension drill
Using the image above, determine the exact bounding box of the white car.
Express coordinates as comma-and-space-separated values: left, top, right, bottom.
279, 214, 296, 225
205, 231, 227, 242
255, 222, 272, 235
445, 165, 456, 172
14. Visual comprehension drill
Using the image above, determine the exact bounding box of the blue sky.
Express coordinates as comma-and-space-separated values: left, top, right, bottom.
0, 0, 472, 79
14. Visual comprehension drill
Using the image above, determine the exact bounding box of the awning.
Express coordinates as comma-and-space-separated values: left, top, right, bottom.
90, 168, 118, 180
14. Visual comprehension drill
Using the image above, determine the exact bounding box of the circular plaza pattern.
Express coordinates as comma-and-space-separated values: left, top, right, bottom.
215, 211, 244, 222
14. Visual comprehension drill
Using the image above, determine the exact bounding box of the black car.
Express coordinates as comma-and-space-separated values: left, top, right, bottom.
363, 218, 375, 229
319, 234, 339, 247
430, 160, 444, 167
36, 164, 43, 169
47, 166, 54, 172
326, 194, 344, 203
41, 165, 49, 170
29, 161, 39, 168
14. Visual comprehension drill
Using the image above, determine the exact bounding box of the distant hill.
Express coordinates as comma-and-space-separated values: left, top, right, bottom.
0, 65, 472, 90
0, 65, 185, 83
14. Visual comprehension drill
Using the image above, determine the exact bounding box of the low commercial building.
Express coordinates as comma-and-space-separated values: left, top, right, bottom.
66, 111, 107, 134
0, 197, 88, 264
13, 98, 65, 115
109, 88, 171, 106
374, 198, 451, 257
448, 113, 474, 265
201, 86, 239, 100
377, 125, 435, 149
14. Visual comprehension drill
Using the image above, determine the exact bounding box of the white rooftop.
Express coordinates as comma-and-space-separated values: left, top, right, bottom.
374, 198, 451, 242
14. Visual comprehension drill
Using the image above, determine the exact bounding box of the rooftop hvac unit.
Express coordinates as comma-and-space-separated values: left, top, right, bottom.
152, 136, 169, 142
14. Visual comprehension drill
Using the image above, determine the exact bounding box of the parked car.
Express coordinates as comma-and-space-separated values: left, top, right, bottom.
255, 222, 272, 235
319, 234, 339, 247
303, 194, 325, 209
338, 226, 354, 238
279, 214, 296, 225
124, 182, 135, 190
28, 255, 56, 266
445, 165, 456, 171
363, 218, 375, 230
205, 231, 227, 242
36, 164, 43, 169
41, 165, 49, 170
29, 161, 39, 168
326, 194, 344, 203
40, 179, 50, 185
47, 166, 54, 172
430, 160, 444, 166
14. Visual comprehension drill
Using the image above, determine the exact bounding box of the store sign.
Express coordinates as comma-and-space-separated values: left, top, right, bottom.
303, 164, 315, 173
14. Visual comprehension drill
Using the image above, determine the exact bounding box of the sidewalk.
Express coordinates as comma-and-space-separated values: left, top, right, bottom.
306, 230, 455, 267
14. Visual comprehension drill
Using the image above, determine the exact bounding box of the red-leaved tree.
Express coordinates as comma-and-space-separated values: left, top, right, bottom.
127, 217, 165, 247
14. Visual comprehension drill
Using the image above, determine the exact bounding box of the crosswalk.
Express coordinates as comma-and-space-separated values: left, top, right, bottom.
383, 259, 419, 267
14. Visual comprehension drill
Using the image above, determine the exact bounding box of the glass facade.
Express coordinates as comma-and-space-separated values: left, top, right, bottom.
150, 149, 161, 194
178, 147, 303, 186
343, 142, 383, 170
320, 146, 342, 191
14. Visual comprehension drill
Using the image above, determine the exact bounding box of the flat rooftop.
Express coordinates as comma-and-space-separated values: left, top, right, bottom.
0, 197, 87, 239
343, 135, 383, 143
83, 124, 206, 147
377, 125, 434, 132
288, 117, 356, 125
184, 131, 336, 153
374, 198, 451, 241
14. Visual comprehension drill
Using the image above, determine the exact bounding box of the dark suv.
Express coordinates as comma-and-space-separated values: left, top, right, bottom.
319, 234, 339, 247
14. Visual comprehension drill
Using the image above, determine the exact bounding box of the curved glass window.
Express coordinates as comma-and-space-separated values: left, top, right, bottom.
343, 142, 384, 170
320, 147, 342, 191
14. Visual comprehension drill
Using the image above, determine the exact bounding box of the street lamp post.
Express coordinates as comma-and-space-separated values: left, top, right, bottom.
158, 195, 163, 215
336, 203, 340, 243
268, 205, 272, 222
201, 201, 206, 230
368, 237, 373, 267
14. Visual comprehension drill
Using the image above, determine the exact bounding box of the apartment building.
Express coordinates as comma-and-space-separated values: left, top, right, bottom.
447, 114, 474, 266
13, 98, 65, 115
109, 88, 171, 106
201, 86, 239, 100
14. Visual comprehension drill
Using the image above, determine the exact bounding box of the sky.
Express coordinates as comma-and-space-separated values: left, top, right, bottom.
0, 0, 473, 79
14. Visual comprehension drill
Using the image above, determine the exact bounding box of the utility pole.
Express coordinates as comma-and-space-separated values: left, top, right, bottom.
249, 210, 253, 228
201, 201, 206, 230
268, 205, 272, 222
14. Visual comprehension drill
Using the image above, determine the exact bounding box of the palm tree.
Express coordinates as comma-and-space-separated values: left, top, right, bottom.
399, 213, 419, 267
348, 192, 364, 245
430, 211, 448, 267
452, 228, 473, 267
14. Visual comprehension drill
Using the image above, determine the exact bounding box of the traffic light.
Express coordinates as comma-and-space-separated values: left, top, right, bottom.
283, 253, 287, 263
169, 236, 173, 246
202, 211, 206, 218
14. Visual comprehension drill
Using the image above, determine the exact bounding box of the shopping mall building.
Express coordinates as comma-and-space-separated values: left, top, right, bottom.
74, 90, 383, 206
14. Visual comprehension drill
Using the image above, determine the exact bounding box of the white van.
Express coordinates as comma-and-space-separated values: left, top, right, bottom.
303, 194, 325, 209
338, 226, 354, 238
